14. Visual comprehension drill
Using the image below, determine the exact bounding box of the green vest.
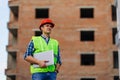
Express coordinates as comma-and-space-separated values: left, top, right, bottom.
30, 36, 59, 74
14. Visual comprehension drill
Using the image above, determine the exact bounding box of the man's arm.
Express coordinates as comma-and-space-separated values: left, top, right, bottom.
25, 56, 48, 68
24, 41, 47, 67
55, 46, 62, 73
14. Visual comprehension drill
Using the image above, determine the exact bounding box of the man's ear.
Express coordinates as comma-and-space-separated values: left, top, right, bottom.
41, 26, 44, 30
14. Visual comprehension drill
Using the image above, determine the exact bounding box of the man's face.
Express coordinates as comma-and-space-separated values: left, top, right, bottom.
41, 24, 53, 34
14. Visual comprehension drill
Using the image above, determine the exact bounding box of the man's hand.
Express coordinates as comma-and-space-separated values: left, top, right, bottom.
37, 60, 49, 68
24, 56, 49, 68
55, 64, 61, 73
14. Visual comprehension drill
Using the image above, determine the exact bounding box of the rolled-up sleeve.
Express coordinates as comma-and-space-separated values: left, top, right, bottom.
57, 46, 62, 65
24, 41, 34, 59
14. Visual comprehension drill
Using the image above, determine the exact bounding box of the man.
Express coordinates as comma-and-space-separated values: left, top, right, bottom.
24, 18, 62, 80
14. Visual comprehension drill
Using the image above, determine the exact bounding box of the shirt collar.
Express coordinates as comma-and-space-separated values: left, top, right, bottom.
41, 34, 50, 40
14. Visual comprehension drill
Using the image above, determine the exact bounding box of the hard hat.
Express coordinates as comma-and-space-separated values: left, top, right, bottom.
39, 18, 55, 30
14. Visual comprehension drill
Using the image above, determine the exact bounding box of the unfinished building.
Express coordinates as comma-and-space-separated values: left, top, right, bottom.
6, 0, 118, 80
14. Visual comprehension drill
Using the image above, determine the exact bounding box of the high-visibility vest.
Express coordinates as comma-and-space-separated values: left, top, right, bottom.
30, 36, 59, 74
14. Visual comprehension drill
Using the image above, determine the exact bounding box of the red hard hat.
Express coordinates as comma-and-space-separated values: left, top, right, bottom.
39, 18, 55, 30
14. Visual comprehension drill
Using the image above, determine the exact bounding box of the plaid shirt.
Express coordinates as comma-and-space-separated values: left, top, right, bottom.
24, 36, 62, 65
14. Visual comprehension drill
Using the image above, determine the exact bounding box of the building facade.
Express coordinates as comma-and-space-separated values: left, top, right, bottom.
6, 0, 119, 80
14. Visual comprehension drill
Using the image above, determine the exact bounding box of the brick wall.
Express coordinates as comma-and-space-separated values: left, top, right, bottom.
6, 0, 118, 80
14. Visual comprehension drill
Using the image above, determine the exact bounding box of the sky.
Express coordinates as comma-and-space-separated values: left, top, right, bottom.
0, 0, 9, 80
